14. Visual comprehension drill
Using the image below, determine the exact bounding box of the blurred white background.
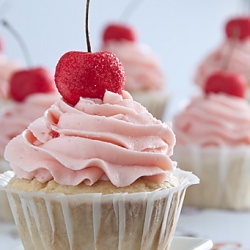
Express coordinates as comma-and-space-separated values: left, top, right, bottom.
0, 0, 246, 120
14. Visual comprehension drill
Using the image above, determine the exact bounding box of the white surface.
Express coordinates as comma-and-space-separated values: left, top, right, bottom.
0, 222, 20, 250
170, 237, 213, 250
176, 207, 250, 249
12, 238, 214, 250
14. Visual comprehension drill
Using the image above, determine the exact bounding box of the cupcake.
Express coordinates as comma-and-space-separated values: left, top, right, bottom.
0, 66, 60, 221
0, 46, 198, 249
194, 16, 250, 99
173, 70, 250, 210
100, 23, 169, 120
0, 36, 21, 221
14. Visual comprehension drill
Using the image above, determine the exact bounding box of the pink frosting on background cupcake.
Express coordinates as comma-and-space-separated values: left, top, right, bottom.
195, 39, 250, 88
101, 41, 165, 92
174, 93, 250, 147
0, 92, 60, 156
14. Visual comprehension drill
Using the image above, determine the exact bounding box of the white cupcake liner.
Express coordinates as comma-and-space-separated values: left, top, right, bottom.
0, 159, 13, 221
173, 146, 250, 210
130, 90, 170, 120
0, 169, 198, 250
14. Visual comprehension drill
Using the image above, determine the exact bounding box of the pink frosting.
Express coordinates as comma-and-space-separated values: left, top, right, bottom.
0, 92, 60, 156
101, 41, 165, 91
173, 94, 250, 147
0, 55, 22, 99
4, 90, 176, 187
195, 39, 250, 88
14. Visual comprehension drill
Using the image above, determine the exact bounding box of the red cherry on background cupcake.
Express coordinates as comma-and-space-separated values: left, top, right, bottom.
54, 51, 125, 105
9, 67, 55, 102
225, 17, 250, 41
204, 71, 247, 98
103, 23, 137, 43
1, 20, 55, 102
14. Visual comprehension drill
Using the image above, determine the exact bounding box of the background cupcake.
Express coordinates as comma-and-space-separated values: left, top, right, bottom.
100, 22, 169, 120
173, 70, 250, 210
1, 38, 198, 249
0, 21, 59, 162
194, 15, 250, 100
0, 66, 60, 221
0, 65, 60, 168
0, 19, 61, 164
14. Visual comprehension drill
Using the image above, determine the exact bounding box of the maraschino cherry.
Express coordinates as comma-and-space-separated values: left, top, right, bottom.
204, 71, 247, 98
225, 17, 250, 41
102, 0, 143, 43
9, 67, 55, 102
102, 23, 137, 43
55, 0, 125, 105
1, 20, 55, 102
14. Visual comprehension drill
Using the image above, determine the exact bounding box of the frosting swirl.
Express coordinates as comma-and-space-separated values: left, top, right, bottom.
0, 92, 60, 156
195, 40, 250, 88
101, 41, 165, 91
173, 94, 250, 146
4, 90, 176, 187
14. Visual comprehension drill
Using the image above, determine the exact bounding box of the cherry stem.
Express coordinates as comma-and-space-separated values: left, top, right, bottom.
120, 0, 145, 21
243, 0, 250, 14
1, 19, 32, 67
221, 28, 239, 70
85, 0, 92, 52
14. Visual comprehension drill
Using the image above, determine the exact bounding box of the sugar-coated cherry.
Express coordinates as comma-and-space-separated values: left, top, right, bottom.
204, 71, 247, 98
54, 51, 125, 105
9, 67, 55, 102
225, 17, 250, 41
102, 23, 137, 43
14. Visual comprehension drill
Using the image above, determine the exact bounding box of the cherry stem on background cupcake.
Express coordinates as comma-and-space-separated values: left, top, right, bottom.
243, 0, 250, 14
1, 19, 32, 67
85, 0, 92, 52
120, 0, 145, 21
221, 28, 240, 71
